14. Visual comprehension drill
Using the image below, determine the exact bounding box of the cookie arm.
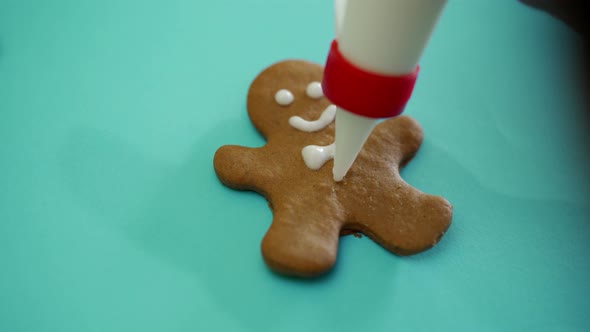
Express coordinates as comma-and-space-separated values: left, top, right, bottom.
213, 145, 266, 190
373, 115, 424, 167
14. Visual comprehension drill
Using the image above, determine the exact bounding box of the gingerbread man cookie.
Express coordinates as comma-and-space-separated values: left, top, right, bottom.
214, 60, 452, 277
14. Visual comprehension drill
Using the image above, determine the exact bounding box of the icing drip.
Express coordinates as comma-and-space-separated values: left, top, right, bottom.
289, 105, 336, 132
275, 89, 294, 106
302, 143, 335, 170
306, 81, 323, 99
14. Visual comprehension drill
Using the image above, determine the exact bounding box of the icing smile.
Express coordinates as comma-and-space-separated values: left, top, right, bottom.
288, 105, 337, 132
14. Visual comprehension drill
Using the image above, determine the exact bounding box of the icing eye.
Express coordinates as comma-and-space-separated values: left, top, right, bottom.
306, 81, 323, 99
275, 89, 294, 106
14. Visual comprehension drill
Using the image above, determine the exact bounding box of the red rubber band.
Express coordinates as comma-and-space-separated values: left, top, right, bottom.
322, 40, 420, 119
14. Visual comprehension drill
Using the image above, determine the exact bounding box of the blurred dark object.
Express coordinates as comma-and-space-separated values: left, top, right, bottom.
519, 0, 589, 39
520, 0, 590, 130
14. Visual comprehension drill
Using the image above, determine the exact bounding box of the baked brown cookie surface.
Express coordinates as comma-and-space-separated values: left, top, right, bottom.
214, 60, 452, 277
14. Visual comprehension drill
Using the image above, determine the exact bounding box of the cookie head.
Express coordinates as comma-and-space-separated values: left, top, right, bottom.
247, 60, 332, 138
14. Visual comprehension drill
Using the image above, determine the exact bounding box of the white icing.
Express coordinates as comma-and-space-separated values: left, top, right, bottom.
275, 89, 294, 106
306, 81, 323, 99
276, 83, 333, 171
302, 143, 335, 170
289, 105, 336, 132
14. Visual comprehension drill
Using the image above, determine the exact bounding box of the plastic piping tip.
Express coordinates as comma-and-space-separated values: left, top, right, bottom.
332, 108, 378, 182
334, 0, 348, 37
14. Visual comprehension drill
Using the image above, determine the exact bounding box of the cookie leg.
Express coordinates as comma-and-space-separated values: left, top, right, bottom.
261, 202, 343, 277
351, 192, 452, 256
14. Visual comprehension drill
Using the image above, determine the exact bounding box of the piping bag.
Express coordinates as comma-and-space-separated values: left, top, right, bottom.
323, 0, 447, 181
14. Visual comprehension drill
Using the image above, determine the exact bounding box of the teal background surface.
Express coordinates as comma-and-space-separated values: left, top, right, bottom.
1, 1, 589, 331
